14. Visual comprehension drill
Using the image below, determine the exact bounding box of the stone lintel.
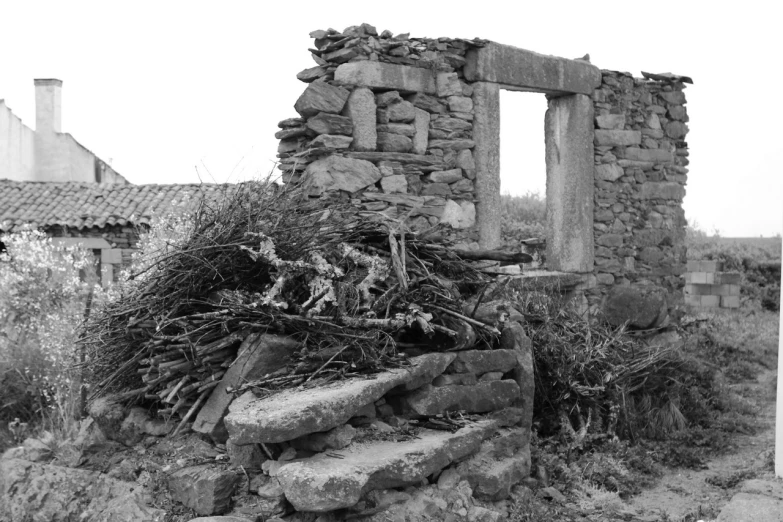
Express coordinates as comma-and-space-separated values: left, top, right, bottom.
335, 62, 437, 94
464, 42, 601, 95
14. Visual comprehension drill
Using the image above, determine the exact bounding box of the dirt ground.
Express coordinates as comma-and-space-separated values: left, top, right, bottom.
628, 367, 777, 521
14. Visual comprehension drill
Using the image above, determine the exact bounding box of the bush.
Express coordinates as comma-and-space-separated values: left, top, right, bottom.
0, 230, 98, 438
500, 192, 546, 246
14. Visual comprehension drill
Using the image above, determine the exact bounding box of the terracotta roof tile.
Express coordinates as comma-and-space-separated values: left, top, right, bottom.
0, 180, 232, 231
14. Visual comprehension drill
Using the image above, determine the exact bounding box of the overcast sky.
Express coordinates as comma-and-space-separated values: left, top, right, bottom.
1, 0, 780, 237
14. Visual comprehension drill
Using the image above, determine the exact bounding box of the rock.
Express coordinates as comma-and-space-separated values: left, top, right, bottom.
479, 372, 504, 382
595, 163, 624, 181
278, 117, 305, 128
500, 323, 534, 431
274, 127, 308, 140
624, 147, 673, 164
716, 492, 783, 521
603, 285, 668, 329
343, 87, 377, 152
297, 66, 329, 83
436, 72, 462, 97
425, 168, 463, 184
437, 468, 462, 490
448, 96, 474, 113
412, 108, 430, 155
310, 134, 353, 148
433, 373, 478, 387
226, 353, 455, 444
431, 116, 472, 132
306, 113, 353, 135
291, 424, 357, 452
386, 101, 416, 122
456, 427, 530, 500
335, 62, 437, 94
428, 139, 475, 151
448, 349, 519, 375
194, 334, 300, 439
377, 132, 412, 152
595, 114, 625, 129
664, 120, 688, 139
226, 440, 267, 468
168, 465, 241, 516
118, 408, 175, 446
456, 149, 476, 179
21, 437, 53, 462
376, 91, 403, 107
467, 505, 504, 522
540, 486, 566, 503
403, 381, 520, 415
407, 93, 446, 114
463, 300, 524, 328
88, 395, 127, 444
276, 420, 499, 512
0, 458, 165, 521
659, 91, 686, 105
639, 181, 685, 200
594, 130, 641, 147
301, 156, 382, 196
376, 123, 415, 136
422, 183, 451, 197
188, 517, 255, 522
294, 82, 350, 118
451, 178, 474, 194
380, 175, 408, 194
440, 200, 475, 229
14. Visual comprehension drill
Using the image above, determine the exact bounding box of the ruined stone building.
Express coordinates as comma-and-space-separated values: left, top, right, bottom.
0, 79, 126, 184
277, 24, 691, 326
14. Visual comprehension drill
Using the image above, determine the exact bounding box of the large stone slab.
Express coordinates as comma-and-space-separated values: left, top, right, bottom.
594, 130, 641, 147
464, 42, 601, 95
0, 458, 165, 522
225, 353, 455, 444
403, 381, 520, 415
472, 81, 501, 249
194, 334, 300, 438
335, 62, 437, 94
343, 87, 377, 152
301, 155, 382, 196
276, 420, 499, 512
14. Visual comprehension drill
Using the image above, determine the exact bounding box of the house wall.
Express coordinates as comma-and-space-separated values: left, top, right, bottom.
0, 100, 36, 180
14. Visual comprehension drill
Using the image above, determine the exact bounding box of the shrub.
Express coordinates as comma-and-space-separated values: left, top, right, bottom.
0, 229, 98, 438
500, 192, 547, 246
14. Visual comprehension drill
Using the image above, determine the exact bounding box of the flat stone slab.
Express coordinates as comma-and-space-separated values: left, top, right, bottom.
403, 380, 520, 415
276, 420, 499, 512
464, 41, 601, 95
225, 353, 455, 444
335, 62, 437, 94
717, 492, 783, 521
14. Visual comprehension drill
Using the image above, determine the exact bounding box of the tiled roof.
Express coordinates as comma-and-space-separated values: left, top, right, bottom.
0, 180, 231, 231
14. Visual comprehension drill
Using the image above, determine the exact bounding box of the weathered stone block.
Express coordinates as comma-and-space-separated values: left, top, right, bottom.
436, 72, 462, 96
595, 163, 623, 181
448, 349, 518, 374
639, 182, 686, 200
380, 174, 408, 194
595, 114, 625, 129
425, 168, 463, 184
226, 440, 267, 468
290, 424, 357, 452
464, 42, 601, 95
301, 156, 382, 196
659, 91, 686, 105
412, 108, 430, 155
625, 147, 673, 164
306, 112, 353, 135
602, 285, 667, 329
294, 82, 350, 118
387, 101, 416, 122
594, 130, 641, 147
377, 132, 413, 153
343, 87, 377, 152
422, 183, 451, 196
448, 95, 474, 112
168, 465, 240, 515
376, 123, 415, 136
439, 200, 476, 229
407, 92, 446, 113
310, 134, 353, 148
428, 138, 475, 150
403, 381, 520, 415
335, 62, 437, 94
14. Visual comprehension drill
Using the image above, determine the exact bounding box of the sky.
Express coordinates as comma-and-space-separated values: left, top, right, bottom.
0, 0, 781, 237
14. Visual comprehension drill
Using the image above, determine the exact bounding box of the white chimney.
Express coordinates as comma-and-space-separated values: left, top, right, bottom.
34, 79, 62, 134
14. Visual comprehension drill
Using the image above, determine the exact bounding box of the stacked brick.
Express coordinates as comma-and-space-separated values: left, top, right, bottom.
275, 23, 485, 244
589, 70, 690, 304
684, 260, 741, 308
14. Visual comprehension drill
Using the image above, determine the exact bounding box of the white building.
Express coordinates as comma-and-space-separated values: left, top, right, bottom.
0, 79, 126, 184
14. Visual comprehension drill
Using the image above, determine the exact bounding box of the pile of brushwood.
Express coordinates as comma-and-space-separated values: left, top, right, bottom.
80, 180, 520, 428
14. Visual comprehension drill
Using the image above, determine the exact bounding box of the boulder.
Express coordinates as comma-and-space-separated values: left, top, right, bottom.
294, 82, 350, 118
276, 420, 499, 512
168, 465, 241, 516
225, 353, 455, 444
602, 285, 668, 329
301, 155, 382, 196
0, 458, 165, 521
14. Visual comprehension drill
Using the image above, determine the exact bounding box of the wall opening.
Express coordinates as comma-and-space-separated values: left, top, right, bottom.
499, 89, 548, 268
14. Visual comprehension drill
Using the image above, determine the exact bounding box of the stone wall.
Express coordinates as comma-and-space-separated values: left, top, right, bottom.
276, 24, 482, 247
589, 70, 690, 314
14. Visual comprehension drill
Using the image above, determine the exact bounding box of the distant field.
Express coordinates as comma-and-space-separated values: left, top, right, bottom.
718, 237, 781, 259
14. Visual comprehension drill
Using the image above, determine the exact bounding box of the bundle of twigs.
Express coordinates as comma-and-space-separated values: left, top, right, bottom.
80, 179, 507, 421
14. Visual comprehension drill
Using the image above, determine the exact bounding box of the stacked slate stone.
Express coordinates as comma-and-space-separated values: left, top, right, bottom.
590, 70, 690, 305
275, 23, 486, 245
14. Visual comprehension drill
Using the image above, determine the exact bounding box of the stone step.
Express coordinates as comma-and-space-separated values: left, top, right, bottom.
275, 419, 499, 512
225, 353, 455, 444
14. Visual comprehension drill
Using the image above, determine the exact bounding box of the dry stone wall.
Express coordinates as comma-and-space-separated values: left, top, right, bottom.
589, 70, 690, 314
276, 23, 484, 247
